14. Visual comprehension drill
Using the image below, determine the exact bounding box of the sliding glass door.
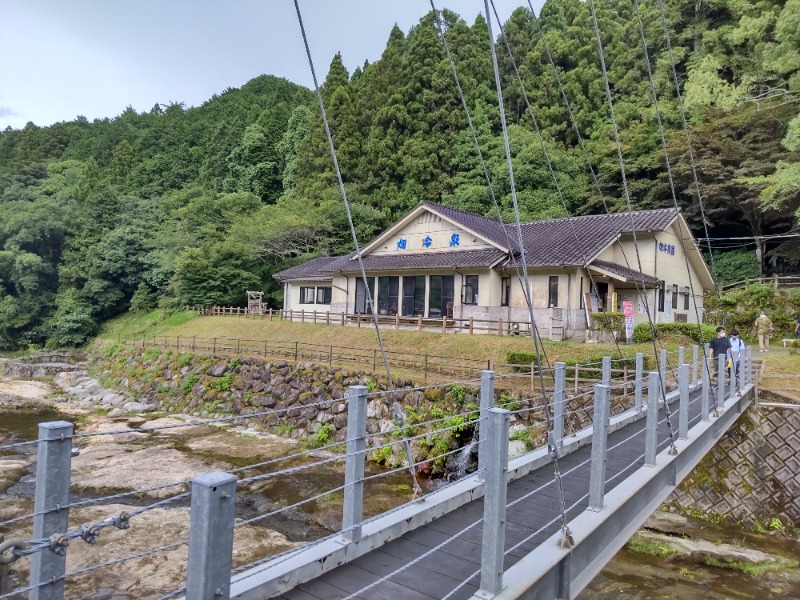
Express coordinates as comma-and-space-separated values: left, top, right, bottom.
402, 276, 426, 316
354, 277, 375, 314
428, 275, 454, 318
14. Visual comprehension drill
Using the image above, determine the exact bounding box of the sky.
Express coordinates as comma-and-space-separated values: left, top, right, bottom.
0, 0, 543, 131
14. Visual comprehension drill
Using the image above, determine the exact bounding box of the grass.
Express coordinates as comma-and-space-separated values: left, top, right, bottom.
137, 312, 688, 369
626, 534, 677, 558
761, 352, 800, 376
96, 310, 199, 341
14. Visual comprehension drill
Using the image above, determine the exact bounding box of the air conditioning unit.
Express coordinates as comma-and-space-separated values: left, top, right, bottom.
675, 313, 688, 323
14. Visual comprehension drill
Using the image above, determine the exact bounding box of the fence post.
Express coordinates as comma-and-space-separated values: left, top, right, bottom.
442, 316, 446, 334
236, 339, 241, 355
29, 421, 73, 600
423, 354, 429, 382
342, 386, 368, 542
660, 348, 668, 394
553, 362, 566, 452
601, 356, 611, 387
177, 335, 181, 351
746, 346, 752, 385
264, 341, 268, 358
701, 355, 710, 422
294, 341, 299, 362
478, 407, 510, 596
574, 363, 579, 395
498, 318, 503, 336
373, 349, 377, 372
634, 352, 644, 412
716, 353, 726, 412
417, 314, 422, 331
645, 372, 659, 467
679, 363, 689, 440
212, 338, 217, 355
478, 370, 496, 478
192, 336, 196, 352
737, 348, 745, 394
588, 384, 610, 511
185, 471, 237, 600
692, 344, 699, 386
469, 317, 474, 334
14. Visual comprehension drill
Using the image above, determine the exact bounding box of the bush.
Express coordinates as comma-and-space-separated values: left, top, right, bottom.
592, 312, 624, 333
632, 322, 716, 344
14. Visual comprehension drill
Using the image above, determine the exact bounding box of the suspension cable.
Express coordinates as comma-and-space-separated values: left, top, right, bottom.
292, 0, 420, 495
585, 0, 678, 453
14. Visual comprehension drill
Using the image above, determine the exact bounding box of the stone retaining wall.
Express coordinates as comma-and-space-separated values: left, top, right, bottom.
668, 404, 800, 527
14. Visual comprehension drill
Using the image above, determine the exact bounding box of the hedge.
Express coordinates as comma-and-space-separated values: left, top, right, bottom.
631, 322, 717, 344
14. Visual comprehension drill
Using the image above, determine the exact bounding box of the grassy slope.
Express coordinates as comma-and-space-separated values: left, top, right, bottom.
103, 310, 690, 367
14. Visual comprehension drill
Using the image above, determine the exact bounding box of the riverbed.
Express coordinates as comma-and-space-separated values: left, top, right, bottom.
2, 378, 800, 599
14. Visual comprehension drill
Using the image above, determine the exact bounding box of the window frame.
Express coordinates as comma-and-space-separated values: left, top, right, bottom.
548, 275, 559, 308
657, 281, 665, 312
316, 286, 332, 305
500, 276, 511, 307
671, 284, 678, 312
299, 286, 316, 305
463, 275, 479, 305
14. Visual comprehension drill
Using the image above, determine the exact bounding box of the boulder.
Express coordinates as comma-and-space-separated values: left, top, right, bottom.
209, 363, 228, 377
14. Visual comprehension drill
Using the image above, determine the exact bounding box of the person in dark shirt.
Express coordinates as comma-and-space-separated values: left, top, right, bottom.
708, 326, 732, 381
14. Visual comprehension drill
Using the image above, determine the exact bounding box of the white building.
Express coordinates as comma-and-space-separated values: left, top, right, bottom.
274, 202, 715, 338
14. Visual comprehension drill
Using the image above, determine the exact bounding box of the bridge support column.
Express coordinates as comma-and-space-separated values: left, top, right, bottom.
717, 354, 726, 412
645, 372, 659, 467
479, 370, 495, 479
634, 353, 643, 411
601, 356, 611, 387
692, 345, 699, 387
479, 407, 510, 596
342, 385, 368, 542
660, 349, 668, 398
679, 364, 689, 440
186, 471, 237, 600
29, 421, 73, 600
588, 384, 610, 511
701, 355, 710, 422
553, 363, 565, 453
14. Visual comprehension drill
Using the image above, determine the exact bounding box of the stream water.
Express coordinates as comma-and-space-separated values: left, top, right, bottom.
2, 407, 800, 598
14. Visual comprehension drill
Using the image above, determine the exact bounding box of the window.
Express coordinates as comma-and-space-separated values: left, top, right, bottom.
501, 277, 511, 307
672, 284, 678, 312
316, 286, 332, 305
378, 276, 399, 315
428, 275, 454, 318
354, 277, 375, 314
402, 276, 426, 316
548, 276, 559, 308
463, 275, 479, 305
684, 290, 689, 310
657, 281, 665, 312
300, 287, 316, 304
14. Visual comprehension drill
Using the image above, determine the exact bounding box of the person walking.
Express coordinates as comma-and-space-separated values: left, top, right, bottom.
751, 311, 774, 352
795, 316, 800, 339
708, 326, 732, 384
729, 329, 745, 386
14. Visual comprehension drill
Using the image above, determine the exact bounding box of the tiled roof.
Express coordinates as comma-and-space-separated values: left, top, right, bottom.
590, 260, 661, 286
273, 257, 340, 281
325, 249, 507, 273
501, 208, 678, 267
422, 202, 516, 250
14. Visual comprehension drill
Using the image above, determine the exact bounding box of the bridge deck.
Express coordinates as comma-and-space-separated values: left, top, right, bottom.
277, 389, 706, 600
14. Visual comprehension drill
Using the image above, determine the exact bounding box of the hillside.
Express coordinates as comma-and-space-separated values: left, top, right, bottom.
1, 1, 799, 350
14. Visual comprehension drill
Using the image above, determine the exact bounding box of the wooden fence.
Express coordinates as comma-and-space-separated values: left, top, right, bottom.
186, 306, 541, 337
720, 274, 800, 292
120, 332, 667, 395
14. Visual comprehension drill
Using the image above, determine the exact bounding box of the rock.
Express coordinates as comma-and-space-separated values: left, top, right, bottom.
333, 414, 347, 429
0, 458, 30, 493
634, 530, 781, 566
107, 408, 124, 418
331, 402, 347, 414
259, 396, 277, 408
367, 400, 387, 419
508, 440, 528, 457
252, 381, 265, 393
317, 411, 334, 425
209, 363, 228, 377
122, 401, 153, 413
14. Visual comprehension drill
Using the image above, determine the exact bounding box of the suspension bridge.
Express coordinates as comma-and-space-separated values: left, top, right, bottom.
0, 345, 756, 599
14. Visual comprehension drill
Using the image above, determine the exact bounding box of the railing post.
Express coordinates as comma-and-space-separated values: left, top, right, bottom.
588, 384, 610, 511
645, 372, 659, 467
679, 363, 689, 440
185, 471, 237, 600
634, 352, 644, 411
601, 356, 611, 387
342, 386, 368, 542
678, 346, 685, 371
660, 348, 668, 394
29, 421, 73, 600
478, 407, 510, 596
478, 370, 495, 478
701, 355, 710, 422
692, 344, 699, 387
553, 363, 566, 453
738, 347, 745, 394
746, 346, 752, 385
294, 341, 299, 361
717, 353, 726, 411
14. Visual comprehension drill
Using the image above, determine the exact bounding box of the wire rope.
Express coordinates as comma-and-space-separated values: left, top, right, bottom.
292, 0, 420, 495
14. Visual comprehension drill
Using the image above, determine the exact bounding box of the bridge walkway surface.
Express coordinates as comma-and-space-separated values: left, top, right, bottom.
276, 387, 708, 600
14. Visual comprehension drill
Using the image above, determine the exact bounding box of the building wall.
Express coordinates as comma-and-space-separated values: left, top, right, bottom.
369, 211, 497, 256
285, 279, 333, 314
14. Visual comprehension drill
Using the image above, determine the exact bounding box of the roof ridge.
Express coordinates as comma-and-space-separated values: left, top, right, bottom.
506, 207, 679, 227
421, 201, 503, 224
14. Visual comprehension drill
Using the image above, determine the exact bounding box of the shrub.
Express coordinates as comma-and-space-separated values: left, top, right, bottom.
210, 372, 234, 391
592, 312, 624, 334
304, 423, 335, 449
632, 322, 716, 344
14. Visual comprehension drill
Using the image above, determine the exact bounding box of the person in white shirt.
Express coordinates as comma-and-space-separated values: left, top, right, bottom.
729, 329, 746, 381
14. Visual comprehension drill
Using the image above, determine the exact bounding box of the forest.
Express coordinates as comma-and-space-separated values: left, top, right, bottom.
0, 0, 798, 349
